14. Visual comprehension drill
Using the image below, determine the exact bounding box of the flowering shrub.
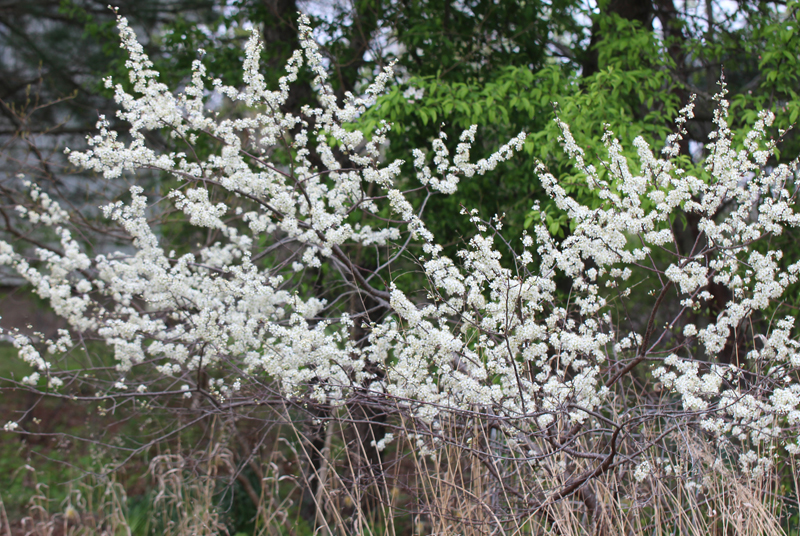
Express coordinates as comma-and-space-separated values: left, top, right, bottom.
2, 13, 800, 514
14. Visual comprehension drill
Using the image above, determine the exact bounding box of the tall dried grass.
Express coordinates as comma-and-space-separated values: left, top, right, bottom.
2, 414, 794, 536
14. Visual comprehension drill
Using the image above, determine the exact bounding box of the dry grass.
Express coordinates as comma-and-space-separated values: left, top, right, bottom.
1, 414, 795, 536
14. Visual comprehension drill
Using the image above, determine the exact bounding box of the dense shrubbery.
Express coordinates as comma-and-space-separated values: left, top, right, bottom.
2, 12, 800, 534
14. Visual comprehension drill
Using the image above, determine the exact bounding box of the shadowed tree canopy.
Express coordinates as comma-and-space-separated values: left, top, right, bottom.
1, 0, 794, 151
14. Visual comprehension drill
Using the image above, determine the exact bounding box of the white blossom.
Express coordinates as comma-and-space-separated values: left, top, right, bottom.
1, 14, 799, 487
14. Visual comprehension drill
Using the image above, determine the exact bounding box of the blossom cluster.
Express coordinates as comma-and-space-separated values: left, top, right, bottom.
2, 15, 800, 484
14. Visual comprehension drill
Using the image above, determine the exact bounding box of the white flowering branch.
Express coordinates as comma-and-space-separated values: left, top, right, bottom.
2, 15, 800, 515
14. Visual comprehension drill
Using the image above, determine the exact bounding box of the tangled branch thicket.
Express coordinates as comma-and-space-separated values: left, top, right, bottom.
2, 13, 800, 534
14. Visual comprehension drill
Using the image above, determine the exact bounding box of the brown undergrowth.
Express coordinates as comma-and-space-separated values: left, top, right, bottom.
1, 408, 795, 536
